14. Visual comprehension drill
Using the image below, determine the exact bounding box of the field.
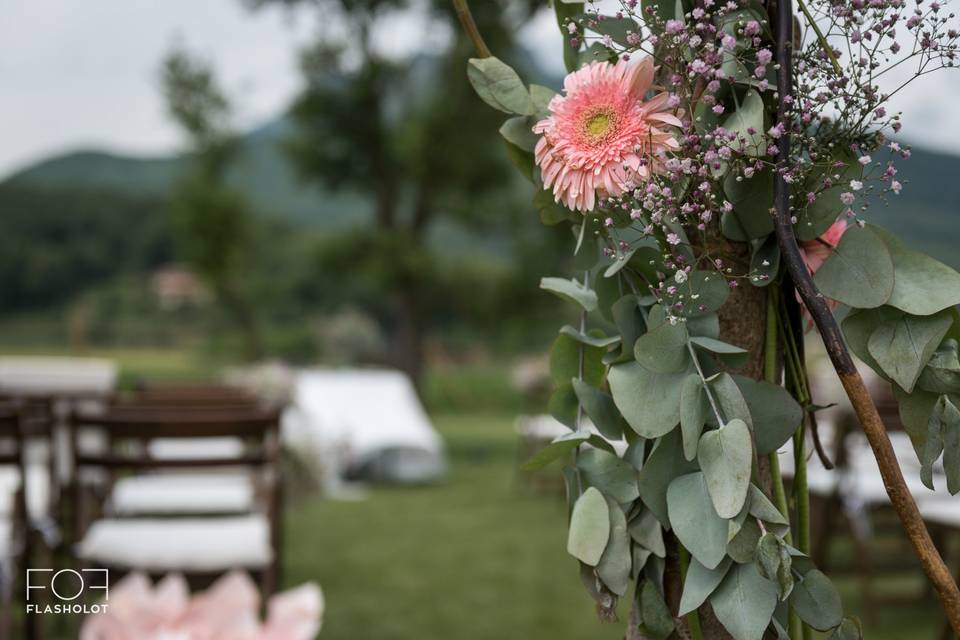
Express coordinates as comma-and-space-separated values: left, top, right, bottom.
283, 414, 945, 640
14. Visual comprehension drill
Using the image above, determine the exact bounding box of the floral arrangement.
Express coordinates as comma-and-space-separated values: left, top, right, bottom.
79, 571, 323, 640
460, 0, 960, 637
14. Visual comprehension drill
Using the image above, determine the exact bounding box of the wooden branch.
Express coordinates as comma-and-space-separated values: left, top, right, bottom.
769, 0, 960, 633
452, 0, 491, 58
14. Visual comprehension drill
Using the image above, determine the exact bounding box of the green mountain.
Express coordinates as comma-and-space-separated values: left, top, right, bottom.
2, 118, 371, 230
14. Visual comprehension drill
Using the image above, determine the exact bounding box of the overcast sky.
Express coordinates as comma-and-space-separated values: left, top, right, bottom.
2, 1, 959, 179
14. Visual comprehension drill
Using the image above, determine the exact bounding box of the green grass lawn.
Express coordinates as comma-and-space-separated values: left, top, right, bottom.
282, 414, 947, 640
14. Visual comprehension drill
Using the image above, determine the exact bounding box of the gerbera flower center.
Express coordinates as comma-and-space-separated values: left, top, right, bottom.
580, 105, 619, 143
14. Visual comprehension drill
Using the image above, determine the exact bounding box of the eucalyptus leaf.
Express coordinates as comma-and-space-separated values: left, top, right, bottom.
609, 362, 686, 438
918, 338, 960, 394
735, 376, 804, 455
567, 487, 610, 565
541, 276, 598, 312
661, 270, 730, 318
922, 395, 960, 490
466, 57, 534, 115
813, 224, 894, 309
572, 379, 625, 441
638, 579, 675, 640
795, 152, 860, 241
698, 419, 753, 518
750, 234, 780, 287
634, 321, 690, 373
629, 510, 666, 558
548, 384, 579, 428
748, 485, 789, 526
829, 618, 864, 640
943, 405, 960, 495
521, 431, 589, 471
710, 561, 778, 640
721, 88, 765, 157
875, 227, 960, 316
727, 517, 761, 563
667, 472, 729, 569
722, 168, 774, 240
560, 325, 620, 348
789, 569, 843, 631
577, 448, 640, 503
678, 556, 732, 616
866, 309, 953, 392
597, 497, 632, 596
842, 306, 904, 376
550, 333, 605, 387
680, 374, 707, 461
612, 294, 647, 363
554, 1, 583, 72
529, 84, 556, 119
709, 373, 753, 429
637, 431, 698, 525
498, 116, 538, 152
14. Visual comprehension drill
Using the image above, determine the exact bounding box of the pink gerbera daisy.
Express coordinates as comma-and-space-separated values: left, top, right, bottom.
533, 57, 681, 212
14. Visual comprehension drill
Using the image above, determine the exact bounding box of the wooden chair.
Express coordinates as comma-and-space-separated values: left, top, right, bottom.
122, 384, 261, 409
68, 406, 283, 596
0, 404, 47, 640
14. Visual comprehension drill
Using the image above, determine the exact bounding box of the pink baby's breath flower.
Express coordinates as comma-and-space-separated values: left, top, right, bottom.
533, 58, 681, 212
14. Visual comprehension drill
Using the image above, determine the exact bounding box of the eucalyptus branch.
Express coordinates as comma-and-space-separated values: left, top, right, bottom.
770, 0, 960, 632
452, 0, 491, 58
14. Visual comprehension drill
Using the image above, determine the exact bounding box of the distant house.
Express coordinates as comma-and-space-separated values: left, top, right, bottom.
150, 265, 209, 309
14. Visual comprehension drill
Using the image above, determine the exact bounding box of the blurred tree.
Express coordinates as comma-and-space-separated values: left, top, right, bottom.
244, 0, 544, 388
160, 49, 264, 361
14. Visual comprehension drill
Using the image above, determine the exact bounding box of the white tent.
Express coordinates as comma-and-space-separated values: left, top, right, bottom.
283, 368, 446, 485
0, 356, 117, 397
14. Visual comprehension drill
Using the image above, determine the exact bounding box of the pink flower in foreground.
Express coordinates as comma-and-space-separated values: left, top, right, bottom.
533, 58, 681, 212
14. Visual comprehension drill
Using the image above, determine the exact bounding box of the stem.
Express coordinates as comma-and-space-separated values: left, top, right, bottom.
770, 0, 960, 632
764, 290, 791, 536
678, 547, 703, 640
686, 342, 725, 426
452, 0, 491, 58
796, 0, 843, 77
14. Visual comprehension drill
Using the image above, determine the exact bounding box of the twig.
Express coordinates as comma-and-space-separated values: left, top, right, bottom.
452, 0, 491, 58
770, 0, 960, 633
795, 0, 843, 76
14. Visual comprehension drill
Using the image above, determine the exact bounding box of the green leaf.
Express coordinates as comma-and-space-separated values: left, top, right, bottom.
554, 1, 584, 72
874, 227, 960, 316
587, 14, 638, 46
679, 556, 732, 615
567, 487, 610, 565
698, 419, 753, 518
789, 569, 843, 631
612, 295, 647, 363
629, 510, 666, 558
540, 276, 598, 311
813, 224, 894, 309
748, 485, 788, 526
727, 517, 761, 563
829, 618, 864, 640
609, 362, 686, 438
498, 116, 538, 152
521, 431, 589, 471
634, 321, 690, 373
661, 270, 730, 318
597, 497, 632, 595
502, 138, 535, 181
749, 234, 780, 287
943, 403, 960, 495
709, 373, 753, 429
549, 333, 605, 387
735, 376, 803, 455
467, 57, 534, 115
529, 84, 556, 119
577, 448, 640, 503
722, 168, 774, 241
680, 374, 707, 461
667, 472, 729, 569
710, 562, 778, 640
559, 325, 620, 348
866, 309, 953, 392
922, 395, 960, 490
795, 151, 861, 241
918, 338, 960, 394
690, 336, 748, 356
638, 579, 675, 640
756, 533, 781, 580
842, 306, 904, 376
721, 88, 765, 157
572, 380, 625, 441
637, 431, 698, 525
